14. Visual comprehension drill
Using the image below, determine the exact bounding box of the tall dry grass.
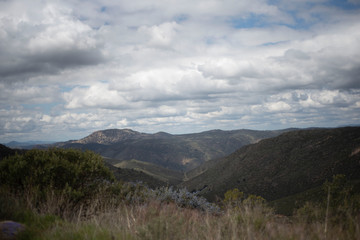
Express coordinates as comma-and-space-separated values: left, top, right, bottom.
46, 201, 359, 240
3, 187, 358, 240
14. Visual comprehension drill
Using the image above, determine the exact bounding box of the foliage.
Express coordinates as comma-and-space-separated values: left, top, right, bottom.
1, 147, 360, 239
294, 174, 360, 237
223, 188, 244, 207
0, 148, 114, 206
322, 174, 360, 218
1, 177, 360, 239
222, 188, 273, 233
104, 183, 221, 213
152, 186, 220, 213
223, 188, 266, 208
114, 159, 183, 185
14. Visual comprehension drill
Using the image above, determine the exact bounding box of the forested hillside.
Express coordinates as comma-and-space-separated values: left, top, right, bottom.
55, 128, 289, 171
181, 127, 360, 202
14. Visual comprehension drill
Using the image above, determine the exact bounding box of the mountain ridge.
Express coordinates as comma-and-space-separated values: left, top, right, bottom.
2, 126, 360, 209
70, 129, 149, 145
53, 128, 291, 171
180, 127, 360, 201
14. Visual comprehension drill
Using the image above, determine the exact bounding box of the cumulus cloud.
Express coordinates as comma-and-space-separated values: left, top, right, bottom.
197, 18, 360, 92
0, 0, 360, 141
0, 2, 105, 83
139, 22, 180, 48
63, 83, 129, 109
0, 82, 60, 106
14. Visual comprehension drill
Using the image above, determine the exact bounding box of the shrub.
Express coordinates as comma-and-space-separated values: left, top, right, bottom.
0, 148, 114, 206
223, 188, 244, 207
152, 186, 220, 213
223, 188, 266, 209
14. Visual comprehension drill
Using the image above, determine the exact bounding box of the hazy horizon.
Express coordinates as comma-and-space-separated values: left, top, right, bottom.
3, 125, 360, 144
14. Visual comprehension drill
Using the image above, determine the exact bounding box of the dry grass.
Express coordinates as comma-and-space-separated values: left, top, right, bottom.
1, 187, 360, 240
32, 200, 360, 239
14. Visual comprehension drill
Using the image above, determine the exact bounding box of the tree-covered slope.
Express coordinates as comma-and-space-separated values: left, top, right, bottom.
181, 127, 360, 201
56, 128, 290, 171
104, 162, 167, 188
114, 159, 183, 185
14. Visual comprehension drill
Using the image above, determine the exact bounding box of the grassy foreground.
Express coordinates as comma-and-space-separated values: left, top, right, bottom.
2, 190, 359, 240
1, 149, 359, 239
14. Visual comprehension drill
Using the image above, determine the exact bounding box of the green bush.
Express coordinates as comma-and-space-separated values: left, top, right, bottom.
223, 188, 266, 208
223, 188, 244, 207
0, 148, 114, 204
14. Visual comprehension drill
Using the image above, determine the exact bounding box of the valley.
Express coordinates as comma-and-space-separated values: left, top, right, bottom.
53, 128, 290, 171
2, 126, 360, 214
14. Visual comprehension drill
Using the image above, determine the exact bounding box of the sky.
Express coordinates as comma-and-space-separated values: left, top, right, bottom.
1, 0, 360, 142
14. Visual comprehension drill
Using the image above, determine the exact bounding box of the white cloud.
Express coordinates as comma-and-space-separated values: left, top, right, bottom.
0, 82, 60, 105
28, 5, 97, 52
139, 22, 180, 48
1, 0, 360, 141
0, 1, 105, 83
265, 101, 292, 112
63, 83, 128, 109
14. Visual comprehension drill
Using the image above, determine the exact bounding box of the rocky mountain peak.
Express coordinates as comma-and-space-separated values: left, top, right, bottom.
74, 129, 147, 144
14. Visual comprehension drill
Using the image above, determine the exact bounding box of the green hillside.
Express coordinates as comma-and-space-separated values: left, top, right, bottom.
57, 128, 289, 171
104, 162, 167, 188
269, 179, 360, 215
181, 127, 360, 202
114, 159, 183, 185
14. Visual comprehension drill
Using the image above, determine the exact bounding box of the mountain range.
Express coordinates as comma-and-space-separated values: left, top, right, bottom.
3, 141, 55, 149
54, 128, 290, 171
2, 126, 359, 213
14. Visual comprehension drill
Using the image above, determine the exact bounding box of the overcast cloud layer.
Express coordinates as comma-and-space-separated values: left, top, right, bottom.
1, 0, 360, 142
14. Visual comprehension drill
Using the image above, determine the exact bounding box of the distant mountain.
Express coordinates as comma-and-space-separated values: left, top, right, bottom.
5, 141, 55, 149
180, 127, 360, 202
71, 129, 150, 145
54, 128, 292, 171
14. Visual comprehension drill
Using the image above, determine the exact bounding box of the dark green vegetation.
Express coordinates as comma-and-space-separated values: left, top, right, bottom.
55, 128, 289, 171
0, 148, 114, 209
0, 146, 359, 239
181, 127, 360, 207
0, 143, 25, 160
114, 159, 183, 185
104, 161, 167, 189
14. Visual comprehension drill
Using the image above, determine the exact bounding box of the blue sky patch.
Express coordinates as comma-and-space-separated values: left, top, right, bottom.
327, 0, 360, 10
100, 6, 107, 12
228, 14, 269, 29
